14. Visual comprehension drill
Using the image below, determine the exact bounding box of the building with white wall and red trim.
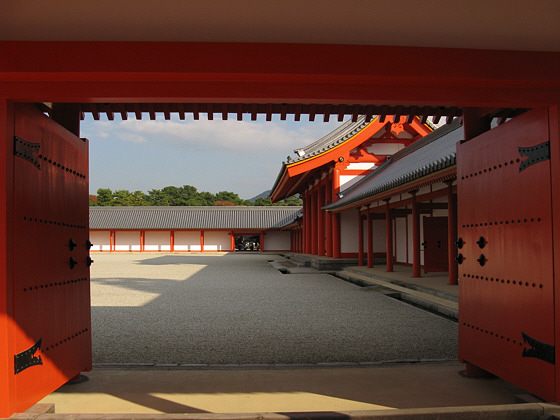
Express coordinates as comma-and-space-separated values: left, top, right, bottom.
270, 116, 461, 283
89, 206, 300, 253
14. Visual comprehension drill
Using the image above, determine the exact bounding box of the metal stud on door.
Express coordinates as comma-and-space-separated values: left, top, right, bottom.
10, 104, 91, 413
457, 108, 555, 401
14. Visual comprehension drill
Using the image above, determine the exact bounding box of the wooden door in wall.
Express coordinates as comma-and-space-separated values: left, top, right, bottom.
457, 108, 555, 401
7, 104, 91, 414
422, 216, 448, 273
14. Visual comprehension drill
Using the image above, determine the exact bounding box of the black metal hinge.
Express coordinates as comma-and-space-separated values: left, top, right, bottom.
519, 141, 550, 173
522, 332, 555, 364
14, 136, 41, 169
14, 338, 43, 374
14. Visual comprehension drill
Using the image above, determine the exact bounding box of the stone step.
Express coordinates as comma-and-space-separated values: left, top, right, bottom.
338, 269, 458, 320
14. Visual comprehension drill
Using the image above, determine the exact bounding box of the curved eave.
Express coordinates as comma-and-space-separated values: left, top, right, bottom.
285, 119, 384, 177
326, 165, 457, 213
271, 118, 387, 201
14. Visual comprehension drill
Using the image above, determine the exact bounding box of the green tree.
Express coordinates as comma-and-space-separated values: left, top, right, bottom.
96, 188, 114, 206
254, 196, 272, 206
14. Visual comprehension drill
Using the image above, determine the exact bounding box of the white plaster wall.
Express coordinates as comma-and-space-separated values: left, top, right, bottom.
340, 174, 365, 190
174, 231, 201, 251
264, 231, 291, 251
347, 162, 376, 170
204, 231, 231, 251
433, 209, 448, 217
395, 217, 407, 263
90, 230, 110, 251
145, 231, 171, 251
341, 210, 359, 253
372, 219, 386, 252
367, 143, 404, 155
115, 231, 140, 251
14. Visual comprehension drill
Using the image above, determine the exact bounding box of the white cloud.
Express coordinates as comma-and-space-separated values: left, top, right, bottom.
83, 117, 342, 156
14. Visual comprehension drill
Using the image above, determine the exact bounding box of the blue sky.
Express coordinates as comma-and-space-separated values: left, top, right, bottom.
82, 114, 343, 200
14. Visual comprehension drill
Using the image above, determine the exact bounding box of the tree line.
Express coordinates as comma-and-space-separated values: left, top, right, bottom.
89, 185, 302, 207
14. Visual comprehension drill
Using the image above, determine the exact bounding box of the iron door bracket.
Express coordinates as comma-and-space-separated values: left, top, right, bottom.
14, 338, 43, 374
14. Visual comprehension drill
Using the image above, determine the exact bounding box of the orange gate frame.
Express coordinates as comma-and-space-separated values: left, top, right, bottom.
0, 42, 559, 415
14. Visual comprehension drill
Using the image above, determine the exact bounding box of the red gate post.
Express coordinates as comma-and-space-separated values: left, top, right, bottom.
447, 182, 458, 285
385, 200, 394, 272
0, 99, 15, 417
367, 213, 374, 268
358, 212, 364, 266
170, 230, 175, 252
411, 190, 421, 277
260, 231, 264, 252
548, 104, 560, 402
332, 167, 341, 258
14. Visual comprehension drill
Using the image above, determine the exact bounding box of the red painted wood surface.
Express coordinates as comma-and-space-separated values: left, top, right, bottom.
422, 217, 449, 273
0, 42, 559, 107
6, 104, 91, 415
457, 108, 555, 401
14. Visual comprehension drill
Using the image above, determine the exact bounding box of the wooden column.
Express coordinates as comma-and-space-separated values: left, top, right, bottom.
318, 184, 326, 256
260, 231, 264, 252
462, 108, 492, 142
305, 192, 311, 254
411, 191, 421, 277
447, 183, 458, 285
311, 188, 318, 255
333, 213, 341, 258
385, 200, 394, 272
367, 213, 374, 268
0, 99, 15, 417
110, 230, 115, 252
325, 178, 333, 258
140, 230, 145, 252
358, 212, 364, 266
332, 167, 341, 259
51, 103, 81, 137
230, 231, 235, 252
200, 231, 205, 252
170, 230, 175, 252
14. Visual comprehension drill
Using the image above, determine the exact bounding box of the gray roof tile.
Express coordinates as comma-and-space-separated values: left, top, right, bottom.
324, 119, 463, 210
90, 206, 302, 230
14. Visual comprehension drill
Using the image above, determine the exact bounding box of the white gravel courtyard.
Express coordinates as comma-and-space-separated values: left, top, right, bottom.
90, 253, 457, 366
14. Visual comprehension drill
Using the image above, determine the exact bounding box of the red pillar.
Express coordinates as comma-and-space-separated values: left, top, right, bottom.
332, 167, 341, 259
358, 212, 364, 266
385, 201, 394, 272
230, 231, 235, 252
333, 214, 341, 258
200, 231, 205, 252
411, 191, 421, 277
367, 213, 374, 268
140, 230, 145, 252
325, 179, 333, 258
311, 189, 318, 254
260, 231, 264, 252
304, 192, 311, 254
110, 230, 115, 252
170, 230, 175, 252
447, 183, 458, 285
0, 99, 15, 417
318, 185, 326, 256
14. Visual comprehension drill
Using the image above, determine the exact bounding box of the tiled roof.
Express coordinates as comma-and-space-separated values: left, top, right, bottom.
287, 117, 370, 164
324, 119, 463, 210
90, 206, 302, 230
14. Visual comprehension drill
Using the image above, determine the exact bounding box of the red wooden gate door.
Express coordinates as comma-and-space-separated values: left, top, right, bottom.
9, 104, 91, 414
457, 108, 555, 401
423, 216, 448, 273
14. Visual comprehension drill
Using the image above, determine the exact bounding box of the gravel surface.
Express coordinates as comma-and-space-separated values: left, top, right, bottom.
90, 253, 458, 365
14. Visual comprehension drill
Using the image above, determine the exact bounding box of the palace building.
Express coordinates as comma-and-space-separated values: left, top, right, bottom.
89, 206, 299, 253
